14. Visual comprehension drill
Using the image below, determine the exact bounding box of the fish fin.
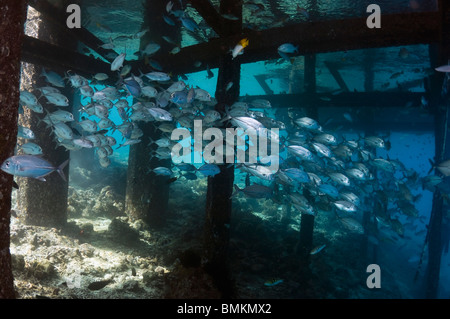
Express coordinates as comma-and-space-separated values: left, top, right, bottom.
12, 180, 19, 189
57, 159, 70, 182
166, 177, 178, 184
230, 184, 241, 198
36, 176, 46, 182
428, 159, 435, 175
40, 67, 47, 78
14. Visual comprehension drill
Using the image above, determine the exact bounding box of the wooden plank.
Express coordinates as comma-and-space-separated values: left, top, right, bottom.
28, 0, 116, 62
254, 74, 274, 95
141, 11, 440, 76
21, 35, 113, 77
324, 61, 350, 92
425, 0, 450, 299
189, 0, 230, 37
298, 54, 317, 271
241, 92, 424, 108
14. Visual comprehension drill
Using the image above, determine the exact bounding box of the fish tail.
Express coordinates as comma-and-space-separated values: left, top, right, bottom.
57, 159, 70, 182
40, 67, 47, 78
230, 184, 241, 198
428, 158, 435, 175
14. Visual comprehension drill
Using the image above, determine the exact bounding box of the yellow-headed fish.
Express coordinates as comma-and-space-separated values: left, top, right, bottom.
231, 38, 249, 59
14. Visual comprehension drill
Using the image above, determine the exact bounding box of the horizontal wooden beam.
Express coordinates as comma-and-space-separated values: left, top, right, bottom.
21, 35, 113, 78
140, 11, 440, 75
189, 0, 231, 37
28, 0, 116, 62
241, 91, 424, 108
324, 61, 350, 92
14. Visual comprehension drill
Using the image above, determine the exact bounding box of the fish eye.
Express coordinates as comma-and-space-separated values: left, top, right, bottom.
5, 161, 10, 168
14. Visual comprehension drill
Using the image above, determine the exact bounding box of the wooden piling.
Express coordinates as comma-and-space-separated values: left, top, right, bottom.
124, 0, 179, 227
0, 0, 28, 299
423, 0, 450, 299
202, 0, 241, 299
16, 3, 76, 228
298, 54, 316, 269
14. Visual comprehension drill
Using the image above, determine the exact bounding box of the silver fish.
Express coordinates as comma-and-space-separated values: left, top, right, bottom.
18, 126, 35, 139
73, 138, 94, 148
20, 90, 38, 106
333, 200, 357, 213
364, 136, 385, 148
147, 107, 173, 121
294, 117, 322, 131
111, 53, 126, 71
287, 145, 314, 162
44, 92, 69, 106
19, 142, 43, 155
1, 155, 68, 182
52, 122, 74, 140
40, 68, 65, 88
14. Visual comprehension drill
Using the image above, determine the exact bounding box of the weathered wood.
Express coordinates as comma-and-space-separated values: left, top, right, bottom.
298, 54, 316, 268
425, 0, 450, 298
253, 74, 274, 95
202, 0, 241, 299
190, 0, 231, 37
27, 0, 116, 62
21, 35, 112, 78
125, 0, 179, 227
16, 1, 76, 228
324, 61, 349, 92
361, 50, 376, 265
139, 11, 440, 76
125, 123, 169, 225
0, 0, 28, 299
241, 92, 424, 109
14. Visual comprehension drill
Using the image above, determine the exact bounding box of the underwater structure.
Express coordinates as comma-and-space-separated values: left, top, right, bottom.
0, 0, 450, 299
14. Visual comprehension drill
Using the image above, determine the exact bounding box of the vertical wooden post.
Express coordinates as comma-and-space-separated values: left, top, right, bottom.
298, 54, 316, 267
125, 0, 179, 227
0, 0, 28, 299
202, 0, 241, 298
16, 2, 75, 228
425, 0, 450, 298
362, 49, 377, 264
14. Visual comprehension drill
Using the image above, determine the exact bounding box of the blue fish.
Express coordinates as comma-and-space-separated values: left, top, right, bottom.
197, 163, 220, 176
148, 59, 163, 71
318, 183, 340, 199
152, 167, 173, 176
1, 155, 69, 182
124, 78, 141, 97
264, 279, 283, 287
180, 16, 199, 32
278, 43, 299, 54
170, 90, 188, 104
310, 244, 326, 255
282, 168, 310, 184
176, 163, 197, 172
117, 106, 129, 122
163, 15, 176, 26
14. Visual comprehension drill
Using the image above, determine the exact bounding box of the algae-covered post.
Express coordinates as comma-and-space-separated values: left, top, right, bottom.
425, 0, 450, 298
17, 2, 77, 228
298, 54, 316, 269
202, 0, 242, 299
0, 0, 28, 299
361, 50, 377, 264
125, 0, 180, 227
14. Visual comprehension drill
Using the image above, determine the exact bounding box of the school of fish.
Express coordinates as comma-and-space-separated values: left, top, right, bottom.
3, 0, 447, 243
